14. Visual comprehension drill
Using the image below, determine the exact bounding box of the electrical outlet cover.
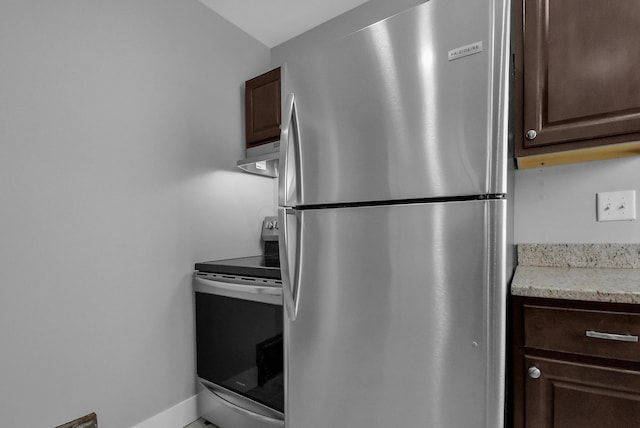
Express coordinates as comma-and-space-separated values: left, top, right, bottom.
596, 190, 637, 222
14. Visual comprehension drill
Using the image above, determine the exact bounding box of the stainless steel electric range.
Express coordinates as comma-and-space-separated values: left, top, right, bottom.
194, 216, 283, 428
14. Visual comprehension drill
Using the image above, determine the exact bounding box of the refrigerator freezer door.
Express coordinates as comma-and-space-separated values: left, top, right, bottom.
283, 200, 507, 428
281, 0, 510, 206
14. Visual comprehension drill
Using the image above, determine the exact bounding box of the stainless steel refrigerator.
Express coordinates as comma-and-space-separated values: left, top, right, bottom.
277, 0, 512, 427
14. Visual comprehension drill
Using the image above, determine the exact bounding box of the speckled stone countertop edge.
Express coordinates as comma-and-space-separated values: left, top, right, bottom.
511, 265, 640, 304
512, 244, 640, 304
517, 243, 640, 269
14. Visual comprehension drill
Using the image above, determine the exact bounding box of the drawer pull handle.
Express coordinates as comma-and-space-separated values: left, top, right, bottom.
586, 330, 639, 342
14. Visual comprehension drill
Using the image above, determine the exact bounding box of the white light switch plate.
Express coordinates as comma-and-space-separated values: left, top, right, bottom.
596, 190, 636, 222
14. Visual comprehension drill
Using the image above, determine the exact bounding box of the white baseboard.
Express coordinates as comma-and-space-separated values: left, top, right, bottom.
131, 395, 198, 428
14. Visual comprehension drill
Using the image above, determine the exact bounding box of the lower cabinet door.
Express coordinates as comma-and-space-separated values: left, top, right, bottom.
525, 357, 640, 428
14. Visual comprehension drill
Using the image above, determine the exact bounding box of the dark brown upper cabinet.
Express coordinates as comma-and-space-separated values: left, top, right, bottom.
514, 0, 640, 168
245, 67, 281, 149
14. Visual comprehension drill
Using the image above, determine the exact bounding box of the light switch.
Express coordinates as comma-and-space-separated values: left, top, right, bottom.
596, 190, 636, 222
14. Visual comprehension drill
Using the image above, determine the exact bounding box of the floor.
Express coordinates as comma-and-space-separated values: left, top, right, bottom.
183, 418, 218, 428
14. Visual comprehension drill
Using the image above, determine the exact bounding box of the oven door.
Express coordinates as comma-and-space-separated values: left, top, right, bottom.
194, 276, 284, 427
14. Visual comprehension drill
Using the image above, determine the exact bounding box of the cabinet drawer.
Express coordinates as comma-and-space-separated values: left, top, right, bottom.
524, 305, 640, 361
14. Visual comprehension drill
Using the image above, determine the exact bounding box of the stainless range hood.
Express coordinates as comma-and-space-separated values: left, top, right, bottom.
236, 152, 279, 178
236, 141, 280, 178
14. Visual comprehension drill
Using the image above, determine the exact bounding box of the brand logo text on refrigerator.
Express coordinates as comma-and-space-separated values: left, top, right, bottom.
448, 41, 483, 61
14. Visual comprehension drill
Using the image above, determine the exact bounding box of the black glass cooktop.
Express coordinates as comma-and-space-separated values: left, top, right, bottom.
195, 255, 281, 280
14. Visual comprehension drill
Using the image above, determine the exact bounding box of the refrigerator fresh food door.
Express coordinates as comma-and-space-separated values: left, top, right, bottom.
280, 200, 507, 428
279, 0, 510, 207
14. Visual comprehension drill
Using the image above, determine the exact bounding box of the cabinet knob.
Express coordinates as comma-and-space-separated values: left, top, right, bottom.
528, 366, 542, 379
526, 129, 537, 140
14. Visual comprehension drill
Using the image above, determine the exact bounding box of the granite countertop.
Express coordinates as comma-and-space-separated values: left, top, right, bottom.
511, 244, 640, 304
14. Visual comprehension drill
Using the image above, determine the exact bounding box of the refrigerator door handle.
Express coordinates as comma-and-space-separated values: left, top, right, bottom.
279, 207, 301, 321
278, 92, 302, 207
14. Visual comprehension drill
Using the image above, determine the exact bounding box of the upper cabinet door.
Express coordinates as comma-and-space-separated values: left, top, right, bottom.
245, 67, 281, 148
515, 0, 640, 166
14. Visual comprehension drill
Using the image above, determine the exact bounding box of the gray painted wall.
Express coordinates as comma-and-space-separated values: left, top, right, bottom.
0, 1, 273, 427
515, 157, 640, 243
272, 0, 640, 246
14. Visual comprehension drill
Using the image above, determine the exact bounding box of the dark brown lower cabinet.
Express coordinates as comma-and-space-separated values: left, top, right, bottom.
511, 296, 640, 428
524, 356, 640, 428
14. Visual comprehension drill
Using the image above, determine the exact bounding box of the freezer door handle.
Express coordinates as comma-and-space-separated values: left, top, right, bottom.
278, 92, 302, 207
279, 207, 301, 321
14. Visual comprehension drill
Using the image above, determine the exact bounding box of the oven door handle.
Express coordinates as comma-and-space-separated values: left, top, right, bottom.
194, 276, 283, 305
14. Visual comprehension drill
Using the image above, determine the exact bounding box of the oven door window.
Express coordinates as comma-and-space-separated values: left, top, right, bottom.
196, 292, 283, 412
